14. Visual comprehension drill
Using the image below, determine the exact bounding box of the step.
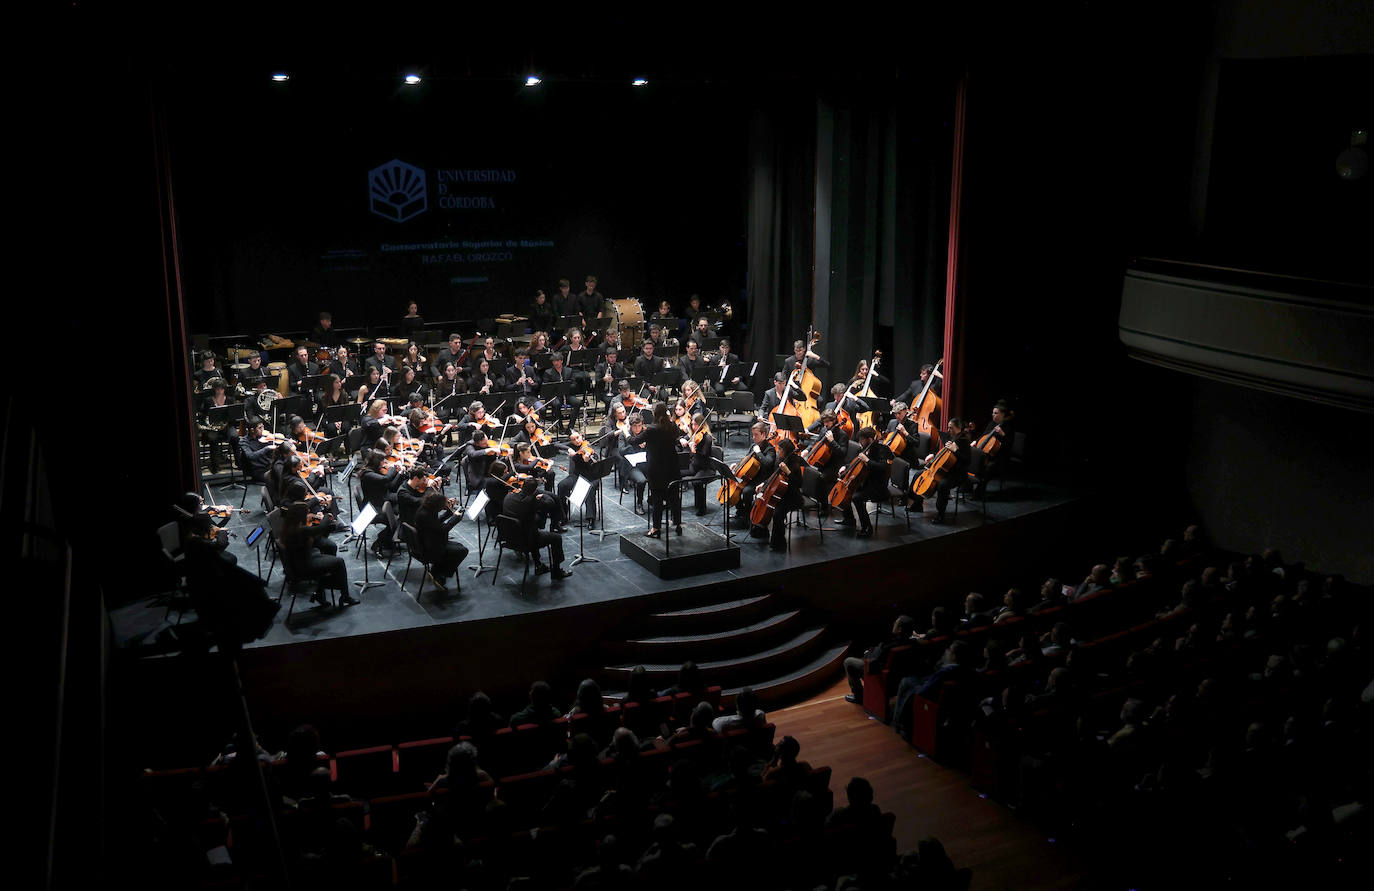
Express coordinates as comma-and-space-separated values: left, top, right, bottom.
611, 610, 804, 663
641, 594, 779, 635
717, 641, 851, 709
602, 626, 832, 690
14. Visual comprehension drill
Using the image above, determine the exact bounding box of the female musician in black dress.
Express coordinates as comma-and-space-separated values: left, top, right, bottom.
628, 402, 683, 538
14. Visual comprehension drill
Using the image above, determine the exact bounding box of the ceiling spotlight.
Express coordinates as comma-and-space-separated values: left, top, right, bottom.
271, 73, 290, 83
632, 78, 648, 87
525, 75, 542, 87
404, 74, 422, 85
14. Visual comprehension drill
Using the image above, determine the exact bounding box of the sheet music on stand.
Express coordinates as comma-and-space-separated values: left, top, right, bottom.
569, 476, 592, 514
465, 490, 490, 521
350, 503, 377, 536
772, 412, 805, 436
625, 451, 648, 467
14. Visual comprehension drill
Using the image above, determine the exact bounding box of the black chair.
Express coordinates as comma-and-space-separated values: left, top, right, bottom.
345, 425, 366, 457
885, 456, 914, 529
267, 509, 337, 617
395, 521, 456, 601
155, 521, 192, 623
492, 514, 546, 590
793, 464, 829, 539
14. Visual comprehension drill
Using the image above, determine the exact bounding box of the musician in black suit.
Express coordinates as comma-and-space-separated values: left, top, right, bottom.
238, 417, 277, 483
734, 421, 777, 528
396, 470, 429, 527
894, 363, 943, 405
802, 409, 850, 521
460, 429, 501, 494
506, 349, 540, 399
326, 345, 358, 382
618, 411, 648, 514
594, 348, 628, 412
359, 449, 401, 554
884, 402, 919, 450
555, 430, 599, 525
541, 353, 583, 433
710, 338, 744, 396
762, 438, 804, 551
529, 289, 557, 336
846, 426, 892, 538
432, 333, 466, 381
627, 403, 683, 537
193, 351, 221, 391
633, 341, 669, 399
974, 400, 1017, 497
502, 477, 571, 580
364, 341, 397, 381
553, 278, 576, 320
913, 417, 970, 524
466, 337, 499, 373
779, 338, 828, 375
577, 275, 604, 321
687, 315, 715, 348
287, 346, 320, 395
414, 489, 468, 590
677, 340, 708, 390
759, 373, 790, 417
309, 311, 338, 347
280, 501, 358, 605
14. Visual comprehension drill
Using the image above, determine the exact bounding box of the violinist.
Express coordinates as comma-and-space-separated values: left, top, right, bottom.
711, 337, 744, 396
677, 339, 707, 389
467, 336, 499, 373
286, 414, 318, 452
468, 357, 497, 396
681, 379, 707, 421
484, 455, 520, 524
507, 349, 540, 398
513, 441, 556, 494
759, 372, 790, 417
365, 340, 397, 380
406, 408, 457, 483
280, 454, 340, 530
414, 489, 469, 591
460, 428, 502, 495
671, 398, 692, 437
555, 430, 598, 525
288, 346, 320, 395
598, 403, 628, 470
913, 416, 970, 524
780, 338, 827, 375
503, 476, 572, 580
529, 289, 556, 336
628, 402, 683, 537
460, 400, 496, 444
734, 421, 778, 528
595, 347, 627, 412
974, 400, 1016, 498
396, 468, 431, 527
174, 492, 236, 565
761, 438, 803, 551
844, 426, 891, 538
514, 413, 551, 454
431, 333, 466, 381
360, 448, 401, 556
359, 399, 394, 448
684, 412, 716, 516
401, 301, 425, 337
197, 378, 234, 473
280, 500, 358, 606
238, 417, 277, 484
618, 412, 648, 514
541, 352, 582, 435
803, 409, 849, 521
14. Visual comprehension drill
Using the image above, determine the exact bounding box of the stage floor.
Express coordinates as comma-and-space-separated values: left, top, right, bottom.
111, 437, 1078, 655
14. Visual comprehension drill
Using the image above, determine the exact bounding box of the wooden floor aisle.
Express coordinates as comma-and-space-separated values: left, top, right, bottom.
770, 679, 1083, 890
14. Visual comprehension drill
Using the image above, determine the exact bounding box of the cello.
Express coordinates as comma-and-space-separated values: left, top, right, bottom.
827, 438, 876, 509
717, 449, 763, 506
912, 436, 961, 497
749, 461, 792, 527
910, 357, 944, 445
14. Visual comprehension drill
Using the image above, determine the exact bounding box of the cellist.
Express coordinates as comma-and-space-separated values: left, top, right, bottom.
734, 421, 777, 529
911, 416, 971, 524
822, 383, 869, 437
842, 426, 892, 538
974, 400, 1017, 498
756, 437, 803, 551
884, 402, 920, 452
801, 409, 849, 521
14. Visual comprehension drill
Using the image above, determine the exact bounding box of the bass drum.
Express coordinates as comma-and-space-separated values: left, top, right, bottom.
267, 361, 290, 396
604, 298, 646, 349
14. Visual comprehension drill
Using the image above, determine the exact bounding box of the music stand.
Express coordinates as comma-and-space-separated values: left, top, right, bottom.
651, 370, 678, 394
707, 456, 736, 546
557, 314, 582, 330
690, 367, 714, 386
539, 380, 574, 429
322, 404, 356, 431
276, 395, 311, 418
465, 490, 496, 577
301, 374, 333, 392
654, 316, 679, 333
349, 504, 386, 593
566, 348, 592, 369
568, 476, 599, 566
582, 455, 616, 543
863, 397, 892, 427
698, 336, 721, 353
773, 412, 805, 438
343, 374, 367, 393
487, 358, 509, 376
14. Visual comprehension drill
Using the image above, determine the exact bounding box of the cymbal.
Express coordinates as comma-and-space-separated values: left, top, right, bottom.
348, 337, 371, 345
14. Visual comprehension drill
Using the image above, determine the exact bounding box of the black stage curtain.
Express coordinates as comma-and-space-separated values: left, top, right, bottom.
746, 81, 955, 403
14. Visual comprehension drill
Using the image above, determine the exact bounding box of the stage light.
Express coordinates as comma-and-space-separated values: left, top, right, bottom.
404, 74, 422, 85
525, 75, 542, 87
632, 77, 648, 87
271, 73, 290, 83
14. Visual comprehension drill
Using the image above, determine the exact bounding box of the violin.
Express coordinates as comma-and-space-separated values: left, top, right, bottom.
622, 393, 650, 411
749, 462, 792, 527
912, 437, 960, 496
203, 503, 249, 520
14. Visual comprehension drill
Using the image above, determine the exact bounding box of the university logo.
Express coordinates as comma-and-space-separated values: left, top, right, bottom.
368, 159, 427, 222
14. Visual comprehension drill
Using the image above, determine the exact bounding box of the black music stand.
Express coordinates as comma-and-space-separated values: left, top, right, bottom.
690, 367, 714, 386
464, 490, 498, 579
863, 397, 892, 428
566, 348, 593, 369
539, 380, 574, 430
557, 314, 582, 331
276, 395, 311, 418
698, 335, 722, 353
322, 404, 356, 432
650, 370, 678, 396
706, 456, 736, 546
343, 374, 367, 393
301, 374, 333, 393
487, 358, 509, 376
206, 404, 246, 491
773, 412, 805, 439
349, 504, 387, 594
583, 452, 616, 542
654, 316, 680, 334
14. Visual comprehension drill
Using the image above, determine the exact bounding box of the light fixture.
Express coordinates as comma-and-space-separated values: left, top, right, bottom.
632, 77, 648, 87
525, 75, 542, 87
271, 73, 290, 83
404, 74, 422, 85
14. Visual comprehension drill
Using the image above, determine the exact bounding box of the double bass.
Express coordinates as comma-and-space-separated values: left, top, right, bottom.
847, 350, 882, 432
770, 327, 822, 441
910, 357, 944, 445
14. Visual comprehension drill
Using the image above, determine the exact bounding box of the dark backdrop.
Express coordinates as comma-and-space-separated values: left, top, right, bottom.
169, 76, 750, 335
